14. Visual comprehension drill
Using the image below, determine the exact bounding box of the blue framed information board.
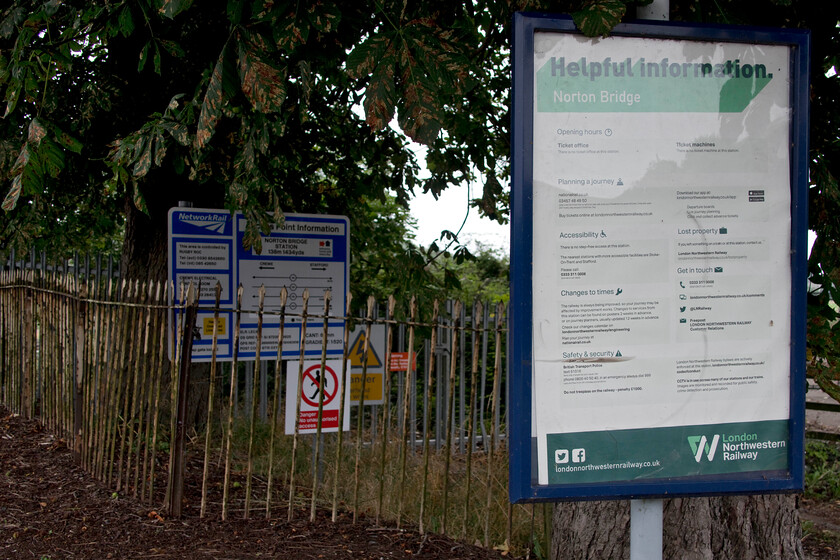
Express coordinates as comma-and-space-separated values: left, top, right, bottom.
168, 208, 349, 362
509, 13, 810, 502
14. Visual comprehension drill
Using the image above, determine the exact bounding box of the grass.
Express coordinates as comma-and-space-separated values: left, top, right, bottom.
805, 440, 840, 501
215, 432, 840, 557
802, 519, 840, 552
802, 439, 840, 553
210, 412, 550, 557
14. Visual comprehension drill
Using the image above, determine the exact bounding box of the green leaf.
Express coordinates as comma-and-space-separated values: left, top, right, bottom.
398, 74, 441, 143
0, 7, 27, 40
239, 136, 256, 173
162, 121, 190, 146
138, 41, 151, 73
308, 2, 341, 34
159, 0, 194, 19
4, 82, 21, 118
194, 48, 229, 151
478, 174, 502, 220
118, 5, 135, 38
227, 0, 245, 26
153, 42, 162, 74
346, 35, 390, 80
173, 154, 185, 174
55, 129, 83, 154
0, 56, 8, 87
298, 59, 312, 106
237, 36, 287, 113
396, 38, 445, 144
276, 18, 310, 52
158, 39, 186, 59
230, 181, 248, 206
573, 0, 627, 37
43, 0, 62, 17
40, 140, 64, 177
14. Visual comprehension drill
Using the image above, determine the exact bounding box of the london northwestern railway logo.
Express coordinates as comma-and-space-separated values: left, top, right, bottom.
687, 434, 720, 462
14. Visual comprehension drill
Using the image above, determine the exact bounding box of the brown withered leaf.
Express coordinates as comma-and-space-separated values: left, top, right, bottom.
350, 20, 471, 143
132, 135, 152, 178
27, 118, 47, 145
2, 173, 22, 211
573, 0, 626, 37
158, 0, 194, 19
363, 54, 398, 130
194, 49, 227, 151
398, 61, 441, 144
133, 181, 148, 213
237, 37, 287, 114
153, 131, 167, 167
9, 142, 30, 175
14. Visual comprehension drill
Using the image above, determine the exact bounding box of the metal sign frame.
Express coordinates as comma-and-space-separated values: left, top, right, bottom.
168, 208, 349, 362
509, 13, 810, 502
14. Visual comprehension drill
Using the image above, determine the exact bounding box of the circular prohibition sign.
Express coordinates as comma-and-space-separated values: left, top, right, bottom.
300, 364, 339, 408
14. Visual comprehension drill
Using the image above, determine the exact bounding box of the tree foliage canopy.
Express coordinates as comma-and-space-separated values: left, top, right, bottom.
2, 0, 840, 387
0, 0, 518, 259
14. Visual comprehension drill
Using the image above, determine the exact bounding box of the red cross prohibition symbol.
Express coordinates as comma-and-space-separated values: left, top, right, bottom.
301, 364, 338, 408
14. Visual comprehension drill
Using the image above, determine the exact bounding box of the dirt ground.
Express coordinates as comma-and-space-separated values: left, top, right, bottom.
0, 408, 508, 560
3, 406, 840, 560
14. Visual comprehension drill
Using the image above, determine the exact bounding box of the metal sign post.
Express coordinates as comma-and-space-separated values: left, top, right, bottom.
629, 2, 668, 558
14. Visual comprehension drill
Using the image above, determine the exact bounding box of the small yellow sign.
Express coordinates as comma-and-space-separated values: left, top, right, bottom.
349, 372, 384, 403
203, 317, 226, 336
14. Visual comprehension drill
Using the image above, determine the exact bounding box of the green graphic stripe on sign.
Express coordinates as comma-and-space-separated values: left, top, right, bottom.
546, 420, 789, 485
536, 57, 773, 113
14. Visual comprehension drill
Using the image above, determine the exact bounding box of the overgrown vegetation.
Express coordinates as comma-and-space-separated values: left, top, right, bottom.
216, 414, 550, 557
805, 440, 840, 501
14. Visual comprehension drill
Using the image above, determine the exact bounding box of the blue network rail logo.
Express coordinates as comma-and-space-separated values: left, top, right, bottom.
175, 211, 231, 235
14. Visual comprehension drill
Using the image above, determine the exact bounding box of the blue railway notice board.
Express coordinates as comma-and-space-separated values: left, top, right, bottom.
168, 208, 349, 362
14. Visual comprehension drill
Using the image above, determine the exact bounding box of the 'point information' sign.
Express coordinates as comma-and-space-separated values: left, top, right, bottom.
509, 14, 810, 502
168, 209, 349, 362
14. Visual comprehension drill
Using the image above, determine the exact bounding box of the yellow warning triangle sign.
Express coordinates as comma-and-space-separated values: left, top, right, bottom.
347, 330, 383, 368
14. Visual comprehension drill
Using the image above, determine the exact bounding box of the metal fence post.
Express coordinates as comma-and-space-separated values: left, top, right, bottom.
167, 283, 198, 518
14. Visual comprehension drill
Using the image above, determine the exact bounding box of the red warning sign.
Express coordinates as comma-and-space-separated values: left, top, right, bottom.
300, 364, 339, 408
285, 360, 350, 434
390, 352, 417, 372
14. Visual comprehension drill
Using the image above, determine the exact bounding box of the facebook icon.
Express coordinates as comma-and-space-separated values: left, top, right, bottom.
572, 448, 586, 463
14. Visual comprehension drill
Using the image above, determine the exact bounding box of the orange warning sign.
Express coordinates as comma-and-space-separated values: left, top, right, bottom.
390, 352, 417, 371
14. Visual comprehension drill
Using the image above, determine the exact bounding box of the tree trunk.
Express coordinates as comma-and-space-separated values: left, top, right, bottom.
121, 191, 220, 430
552, 495, 803, 559
121, 195, 169, 283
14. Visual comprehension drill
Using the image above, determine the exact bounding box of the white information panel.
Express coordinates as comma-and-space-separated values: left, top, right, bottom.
528, 30, 797, 487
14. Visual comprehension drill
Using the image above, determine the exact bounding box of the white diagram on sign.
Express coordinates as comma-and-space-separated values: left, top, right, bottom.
238, 259, 345, 321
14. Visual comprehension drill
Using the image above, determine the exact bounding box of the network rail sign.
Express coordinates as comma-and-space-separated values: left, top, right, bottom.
168, 208, 349, 362
509, 14, 809, 502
